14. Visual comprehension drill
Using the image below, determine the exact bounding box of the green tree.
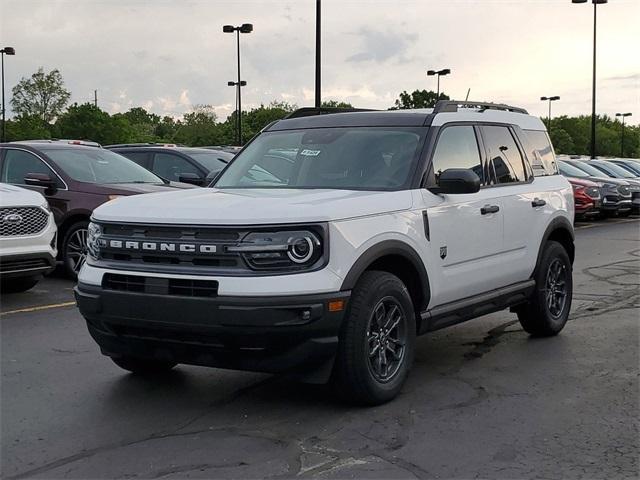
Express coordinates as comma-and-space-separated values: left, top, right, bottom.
321, 100, 354, 109
11, 67, 71, 123
113, 107, 162, 143
173, 105, 220, 146
4, 115, 52, 141
53, 103, 132, 145
548, 127, 574, 154
390, 90, 449, 109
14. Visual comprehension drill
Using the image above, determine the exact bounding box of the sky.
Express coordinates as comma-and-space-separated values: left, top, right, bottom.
1, 0, 639, 123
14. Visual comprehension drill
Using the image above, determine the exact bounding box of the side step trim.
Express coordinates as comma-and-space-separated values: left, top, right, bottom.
419, 280, 535, 334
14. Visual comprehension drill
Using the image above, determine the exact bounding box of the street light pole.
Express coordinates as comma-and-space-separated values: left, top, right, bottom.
427, 68, 451, 100
1, 46, 16, 143
315, 0, 321, 108
572, 0, 608, 159
223, 23, 253, 145
540, 96, 560, 132
615, 112, 632, 157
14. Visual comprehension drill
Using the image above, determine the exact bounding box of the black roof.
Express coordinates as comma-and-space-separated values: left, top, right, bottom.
265, 111, 432, 131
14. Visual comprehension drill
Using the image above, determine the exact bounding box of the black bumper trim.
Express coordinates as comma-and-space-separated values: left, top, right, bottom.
0, 252, 56, 278
75, 283, 350, 375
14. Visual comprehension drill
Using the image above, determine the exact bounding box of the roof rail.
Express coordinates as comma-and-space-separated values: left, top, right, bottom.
433, 100, 528, 115
105, 142, 185, 148
284, 106, 377, 119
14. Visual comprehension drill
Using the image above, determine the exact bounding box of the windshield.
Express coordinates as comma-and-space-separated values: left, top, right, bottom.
567, 160, 607, 178
558, 161, 589, 178
187, 151, 234, 171
594, 161, 637, 178
214, 127, 425, 190
42, 148, 163, 184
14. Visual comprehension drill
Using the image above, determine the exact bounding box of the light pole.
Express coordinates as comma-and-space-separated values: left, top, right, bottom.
1, 46, 16, 143
540, 96, 560, 132
427, 68, 450, 100
615, 112, 632, 157
315, 0, 321, 108
223, 23, 253, 145
572, 0, 608, 159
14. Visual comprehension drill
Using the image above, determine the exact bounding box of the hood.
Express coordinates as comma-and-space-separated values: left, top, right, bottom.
93, 188, 414, 225
92, 182, 196, 196
0, 183, 47, 208
581, 176, 630, 187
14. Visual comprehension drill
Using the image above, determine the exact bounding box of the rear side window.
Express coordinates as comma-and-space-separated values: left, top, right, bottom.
153, 153, 201, 182
525, 129, 557, 176
482, 126, 527, 184
1, 149, 62, 187
118, 151, 151, 168
431, 126, 483, 185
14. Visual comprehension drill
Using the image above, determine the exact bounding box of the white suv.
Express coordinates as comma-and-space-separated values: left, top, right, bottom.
75, 101, 575, 404
0, 183, 57, 292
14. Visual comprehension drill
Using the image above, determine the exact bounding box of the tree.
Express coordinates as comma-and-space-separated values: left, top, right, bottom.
53, 103, 132, 145
173, 105, 220, 146
390, 90, 449, 110
321, 100, 354, 109
11, 68, 71, 123
4, 115, 52, 141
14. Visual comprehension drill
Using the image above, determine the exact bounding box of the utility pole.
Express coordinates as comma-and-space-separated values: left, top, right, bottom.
315, 0, 321, 108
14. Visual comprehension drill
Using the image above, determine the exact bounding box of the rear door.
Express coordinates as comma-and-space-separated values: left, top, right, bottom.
423, 125, 506, 306
480, 125, 555, 284
116, 150, 152, 170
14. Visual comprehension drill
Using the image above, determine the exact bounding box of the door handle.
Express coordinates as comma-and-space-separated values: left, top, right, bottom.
531, 198, 546, 208
480, 204, 500, 215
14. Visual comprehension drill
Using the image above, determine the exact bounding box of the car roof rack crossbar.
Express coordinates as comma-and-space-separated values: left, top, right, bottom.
284, 106, 377, 119
433, 100, 528, 115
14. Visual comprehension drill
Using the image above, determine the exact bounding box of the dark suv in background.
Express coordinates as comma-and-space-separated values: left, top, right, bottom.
0, 140, 195, 277
107, 144, 235, 186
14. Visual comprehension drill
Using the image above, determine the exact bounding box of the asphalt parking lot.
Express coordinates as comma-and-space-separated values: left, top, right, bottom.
2, 217, 638, 479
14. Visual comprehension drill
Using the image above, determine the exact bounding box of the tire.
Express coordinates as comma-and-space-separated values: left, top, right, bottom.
517, 241, 573, 337
111, 356, 177, 375
1, 275, 41, 293
332, 271, 416, 405
62, 220, 89, 279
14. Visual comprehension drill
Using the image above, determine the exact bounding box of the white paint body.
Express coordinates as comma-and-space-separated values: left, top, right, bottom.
83, 111, 574, 309
0, 183, 57, 259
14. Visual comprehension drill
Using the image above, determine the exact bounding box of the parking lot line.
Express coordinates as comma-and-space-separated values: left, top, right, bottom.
1, 301, 77, 316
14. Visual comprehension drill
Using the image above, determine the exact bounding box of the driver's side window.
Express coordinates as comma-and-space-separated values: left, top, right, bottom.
1, 149, 60, 186
431, 126, 483, 186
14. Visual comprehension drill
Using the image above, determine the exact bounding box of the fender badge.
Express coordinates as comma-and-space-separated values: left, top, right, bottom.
440, 246, 447, 259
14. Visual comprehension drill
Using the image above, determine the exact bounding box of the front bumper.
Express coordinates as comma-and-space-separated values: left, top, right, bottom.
0, 252, 56, 279
75, 282, 350, 377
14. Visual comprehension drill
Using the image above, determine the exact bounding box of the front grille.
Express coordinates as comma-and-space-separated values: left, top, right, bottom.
0, 258, 49, 273
0, 207, 48, 237
585, 186, 600, 199
103, 273, 218, 298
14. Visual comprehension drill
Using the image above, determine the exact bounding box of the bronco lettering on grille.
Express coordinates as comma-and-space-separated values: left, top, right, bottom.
100, 239, 217, 254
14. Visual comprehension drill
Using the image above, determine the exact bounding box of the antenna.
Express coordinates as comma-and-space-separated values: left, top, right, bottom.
465, 88, 470, 101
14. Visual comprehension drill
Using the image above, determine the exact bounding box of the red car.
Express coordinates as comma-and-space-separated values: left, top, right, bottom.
567, 177, 601, 219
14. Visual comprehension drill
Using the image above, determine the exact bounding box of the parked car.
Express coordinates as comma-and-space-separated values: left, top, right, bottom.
608, 158, 640, 177
566, 177, 601, 220
106, 144, 235, 186
579, 160, 640, 213
0, 141, 195, 277
203, 145, 242, 155
0, 183, 57, 292
559, 159, 633, 216
76, 101, 575, 405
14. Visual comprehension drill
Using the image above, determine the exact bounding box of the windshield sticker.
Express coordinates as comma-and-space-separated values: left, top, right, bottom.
300, 149, 321, 156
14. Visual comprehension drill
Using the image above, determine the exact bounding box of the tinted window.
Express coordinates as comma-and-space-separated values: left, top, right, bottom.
187, 151, 234, 172
431, 126, 483, 185
525, 129, 557, 176
153, 153, 201, 181
1, 149, 61, 187
483, 126, 527, 184
215, 127, 424, 190
41, 148, 162, 184
566, 160, 607, 177
558, 161, 590, 178
591, 161, 636, 178
118, 151, 150, 167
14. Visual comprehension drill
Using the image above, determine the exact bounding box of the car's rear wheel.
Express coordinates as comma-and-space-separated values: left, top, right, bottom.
62, 220, 89, 278
517, 241, 573, 336
111, 356, 177, 374
332, 271, 416, 405
1, 275, 41, 293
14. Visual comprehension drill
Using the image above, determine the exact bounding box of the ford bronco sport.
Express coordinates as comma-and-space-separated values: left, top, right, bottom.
75, 101, 575, 405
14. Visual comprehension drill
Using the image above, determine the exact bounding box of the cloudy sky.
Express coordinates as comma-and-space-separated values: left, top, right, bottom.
2, 0, 639, 123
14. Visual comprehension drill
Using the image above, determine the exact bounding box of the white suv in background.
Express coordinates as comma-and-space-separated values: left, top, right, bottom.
0, 183, 57, 292
76, 101, 574, 405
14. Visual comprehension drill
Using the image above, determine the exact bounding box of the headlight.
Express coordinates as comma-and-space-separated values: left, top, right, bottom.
228, 228, 325, 271
87, 222, 103, 260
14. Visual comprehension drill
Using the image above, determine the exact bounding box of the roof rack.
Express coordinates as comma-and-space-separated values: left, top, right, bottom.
433, 100, 528, 115
284, 106, 377, 119
12, 139, 102, 147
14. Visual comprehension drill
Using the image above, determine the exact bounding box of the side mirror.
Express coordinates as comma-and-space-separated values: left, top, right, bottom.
177, 172, 205, 186
24, 173, 58, 194
435, 168, 481, 194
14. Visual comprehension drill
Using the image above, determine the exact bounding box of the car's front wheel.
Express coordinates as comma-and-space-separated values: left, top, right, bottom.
332, 271, 416, 405
62, 220, 89, 278
517, 240, 573, 336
